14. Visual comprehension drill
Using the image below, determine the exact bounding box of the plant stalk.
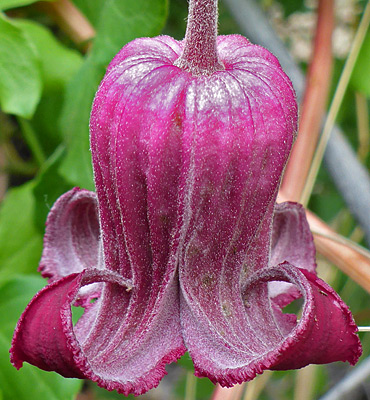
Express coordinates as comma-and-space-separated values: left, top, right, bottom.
175, 0, 224, 75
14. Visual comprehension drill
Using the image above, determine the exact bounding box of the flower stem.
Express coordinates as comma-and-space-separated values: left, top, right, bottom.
18, 117, 46, 166
38, 0, 95, 51
175, 0, 224, 76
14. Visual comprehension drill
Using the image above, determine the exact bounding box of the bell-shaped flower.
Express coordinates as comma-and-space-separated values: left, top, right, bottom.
10, 0, 361, 395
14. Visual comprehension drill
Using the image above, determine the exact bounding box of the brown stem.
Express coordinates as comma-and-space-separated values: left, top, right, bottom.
37, 0, 95, 51
175, 0, 224, 75
280, 0, 334, 202
308, 211, 370, 293
211, 384, 244, 400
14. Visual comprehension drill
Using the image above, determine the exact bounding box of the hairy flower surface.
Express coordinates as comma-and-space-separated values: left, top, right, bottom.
10, 0, 361, 396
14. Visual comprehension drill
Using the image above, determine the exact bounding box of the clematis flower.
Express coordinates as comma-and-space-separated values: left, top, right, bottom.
10, 0, 361, 396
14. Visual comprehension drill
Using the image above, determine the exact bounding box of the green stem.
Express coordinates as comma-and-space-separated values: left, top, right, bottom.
184, 371, 197, 400
18, 117, 46, 166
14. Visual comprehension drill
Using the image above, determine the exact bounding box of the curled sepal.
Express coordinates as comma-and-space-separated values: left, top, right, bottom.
39, 188, 102, 281
181, 263, 361, 387
10, 268, 186, 396
269, 201, 317, 308
271, 202, 316, 271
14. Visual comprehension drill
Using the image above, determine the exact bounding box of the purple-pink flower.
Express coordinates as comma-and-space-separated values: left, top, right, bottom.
10, 0, 361, 396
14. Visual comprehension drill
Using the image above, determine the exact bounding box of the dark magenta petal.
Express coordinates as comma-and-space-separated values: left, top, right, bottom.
177, 34, 300, 385
270, 266, 362, 370
90, 34, 295, 393
181, 263, 361, 387
90, 35, 190, 394
269, 202, 317, 308
39, 188, 101, 281
270, 202, 316, 272
10, 268, 185, 396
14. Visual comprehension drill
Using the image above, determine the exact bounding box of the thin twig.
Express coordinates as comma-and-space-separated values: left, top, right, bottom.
211, 384, 244, 400
243, 371, 272, 400
318, 356, 370, 400
323, 128, 370, 247
211, 372, 272, 400
75, 386, 95, 400
37, 0, 95, 49
309, 227, 370, 261
185, 371, 197, 400
294, 365, 317, 400
355, 91, 370, 162
306, 209, 370, 293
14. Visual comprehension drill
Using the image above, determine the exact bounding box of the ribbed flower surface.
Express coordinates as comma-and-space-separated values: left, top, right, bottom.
10, 34, 361, 396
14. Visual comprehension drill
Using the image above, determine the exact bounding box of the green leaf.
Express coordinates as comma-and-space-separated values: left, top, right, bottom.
274, 0, 306, 17
21, 94, 63, 157
58, 58, 105, 190
15, 20, 83, 155
33, 147, 72, 231
0, 15, 42, 118
351, 28, 370, 97
14, 19, 83, 91
58, 0, 168, 189
0, 276, 82, 400
0, 183, 43, 282
71, 0, 106, 27
91, 0, 169, 64
0, 0, 53, 10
